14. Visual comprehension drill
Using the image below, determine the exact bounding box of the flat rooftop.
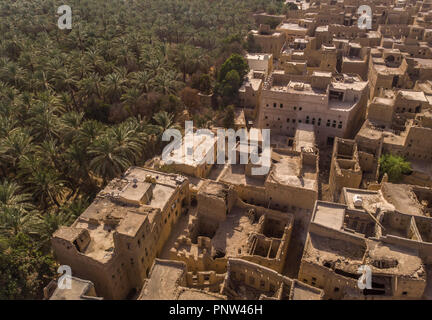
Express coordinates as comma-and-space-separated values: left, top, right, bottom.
218, 164, 266, 187
250, 30, 283, 37
306, 205, 426, 279
398, 90, 428, 102
266, 153, 318, 191
315, 25, 328, 32
381, 183, 427, 216
303, 233, 366, 273
330, 79, 368, 91
365, 241, 425, 278
413, 58, 432, 69
356, 121, 384, 141
199, 180, 230, 199
343, 188, 395, 214
295, 124, 316, 152
163, 133, 218, 167
278, 23, 308, 31
239, 77, 262, 92
139, 260, 185, 300
246, 53, 272, 61
270, 81, 327, 96
50, 277, 98, 300
374, 64, 405, 75
312, 202, 346, 231
291, 280, 323, 300
373, 97, 395, 106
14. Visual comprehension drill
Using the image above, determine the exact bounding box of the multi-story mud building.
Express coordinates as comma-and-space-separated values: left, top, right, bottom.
257, 71, 369, 146
48, 0, 432, 301
51, 167, 190, 299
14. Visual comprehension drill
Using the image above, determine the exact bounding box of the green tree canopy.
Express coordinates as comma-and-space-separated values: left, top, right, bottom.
379, 154, 412, 183
0, 233, 56, 299
218, 54, 249, 83
223, 105, 235, 129
0, 0, 287, 299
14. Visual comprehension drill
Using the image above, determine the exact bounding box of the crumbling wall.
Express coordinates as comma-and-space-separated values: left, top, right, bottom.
329, 138, 362, 201
223, 258, 293, 299
186, 270, 225, 293
197, 182, 236, 222
298, 259, 358, 299
234, 184, 268, 207
51, 236, 128, 300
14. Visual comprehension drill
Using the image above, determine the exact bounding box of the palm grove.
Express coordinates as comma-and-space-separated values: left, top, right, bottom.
0, 0, 291, 298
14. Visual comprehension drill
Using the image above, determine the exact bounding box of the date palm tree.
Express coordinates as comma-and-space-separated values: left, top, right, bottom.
0, 180, 40, 238
131, 70, 154, 95
0, 128, 34, 170
152, 70, 183, 95
0, 206, 41, 238
102, 72, 127, 103
0, 181, 33, 212
121, 87, 142, 114
16, 154, 68, 209
150, 110, 181, 154
27, 102, 60, 142
34, 198, 88, 249
88, 134, 132, 184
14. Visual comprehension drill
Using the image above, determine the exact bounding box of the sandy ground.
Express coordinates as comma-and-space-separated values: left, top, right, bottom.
319, 145, 334, 202
282, 209, 313, 278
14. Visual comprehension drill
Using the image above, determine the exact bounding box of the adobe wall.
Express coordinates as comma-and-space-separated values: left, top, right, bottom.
401, 171, 432, 187
239, 80, 262, 112
329, 138, 362, 201
186, 270, 225, 293
298, 259, 359, 299
367, 100, 394, 126
378, 25, 411, 38
403, 126, 432, 161
168, 236, 228, 274
379, 234, 432, 264
342, 59, 368, 81
358, 151, 376, 174
224, 258, 293, 297
197, 183, 236, 222
265, 181, 318, 210
368, 59, 408, 100
232, 184, 268, 207
329, 159, 362, 201
309, 222, 367, 247
51, 237, 128, 300
252, 32, 286, 58
345, 85, 370, 139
